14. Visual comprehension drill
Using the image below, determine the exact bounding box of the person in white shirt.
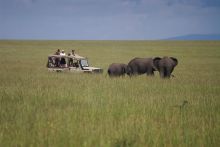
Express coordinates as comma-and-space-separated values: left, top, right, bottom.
60, 50, 66, 56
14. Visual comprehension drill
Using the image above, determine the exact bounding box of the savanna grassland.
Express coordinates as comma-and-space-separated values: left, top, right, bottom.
0, 40, 220, 147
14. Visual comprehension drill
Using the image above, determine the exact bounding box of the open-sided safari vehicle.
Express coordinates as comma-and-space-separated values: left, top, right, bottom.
47, 54, 103, 73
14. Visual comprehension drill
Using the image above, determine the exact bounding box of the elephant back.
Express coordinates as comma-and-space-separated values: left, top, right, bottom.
127, 57, 154, 74
108, 63, 127, 76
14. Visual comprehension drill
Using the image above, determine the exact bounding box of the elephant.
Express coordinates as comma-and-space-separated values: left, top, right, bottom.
127, 57, 156, 76
153, 56, 178, 78
107, 63, 128, 77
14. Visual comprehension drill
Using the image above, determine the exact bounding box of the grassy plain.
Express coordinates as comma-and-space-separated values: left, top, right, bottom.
0, 40, 220, 147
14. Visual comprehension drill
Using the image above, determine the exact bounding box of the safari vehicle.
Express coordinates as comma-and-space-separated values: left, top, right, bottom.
46, 54, 103, 73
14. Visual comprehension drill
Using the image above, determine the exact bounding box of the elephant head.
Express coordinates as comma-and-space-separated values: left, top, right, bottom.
153, 56, 178, 78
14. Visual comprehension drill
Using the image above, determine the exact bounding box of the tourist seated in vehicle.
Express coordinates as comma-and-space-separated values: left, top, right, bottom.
71, 49, 75, 56
68, 53, 73, 67
54, 57, 60, 67
67, 53, 79, 68
60, 57, 67, 68
53, 49, 61, 67
73, 61, 79, 68
59, 50, 66, 67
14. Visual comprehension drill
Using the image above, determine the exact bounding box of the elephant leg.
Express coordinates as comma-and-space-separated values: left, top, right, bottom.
108, 70, 115, 77
169, 67, 175, 78
164, 68, 168, 78
147, 68, 154, 76
132, 66, 138, 75
167, 70, 172, 78
165, 67, 172, 78
160, 72, 165, 78
159, 68, 165, 78
165, 71, 171, 78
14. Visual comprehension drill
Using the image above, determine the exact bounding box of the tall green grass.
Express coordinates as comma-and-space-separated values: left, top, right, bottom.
0, 40, 220, 146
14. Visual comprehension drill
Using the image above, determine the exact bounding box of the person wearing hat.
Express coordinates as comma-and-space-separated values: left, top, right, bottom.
71, 49, 75, 56
60, 50, 66, 56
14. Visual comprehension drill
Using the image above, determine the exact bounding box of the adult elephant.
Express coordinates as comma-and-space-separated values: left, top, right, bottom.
107, 63, 128, 77
153, 56, 178, 78
127, 57, 156, 76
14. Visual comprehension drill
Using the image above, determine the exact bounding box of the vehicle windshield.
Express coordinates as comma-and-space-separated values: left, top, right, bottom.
80, 59, 89, 67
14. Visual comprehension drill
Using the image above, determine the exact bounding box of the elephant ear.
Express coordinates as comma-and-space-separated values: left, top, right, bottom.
153, 57, 161, 70
170, 57, 178, 66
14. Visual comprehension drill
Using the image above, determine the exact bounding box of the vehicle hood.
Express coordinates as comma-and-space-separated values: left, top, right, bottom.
83, 67, 102, 70
83, 67, 103, 73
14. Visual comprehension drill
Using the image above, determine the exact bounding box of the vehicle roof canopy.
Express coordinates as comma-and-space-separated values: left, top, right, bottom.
48, 54, 86, 59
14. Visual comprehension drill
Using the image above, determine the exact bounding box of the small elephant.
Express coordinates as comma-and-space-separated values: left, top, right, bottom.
153, 56, 178, 78
127, 57, 156, 76
107, 63, 128, 77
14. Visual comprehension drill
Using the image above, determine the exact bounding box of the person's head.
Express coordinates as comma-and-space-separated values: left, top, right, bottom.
72, 50, 75, 54
55, 49, 60, 55
62, 50, 65, 53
